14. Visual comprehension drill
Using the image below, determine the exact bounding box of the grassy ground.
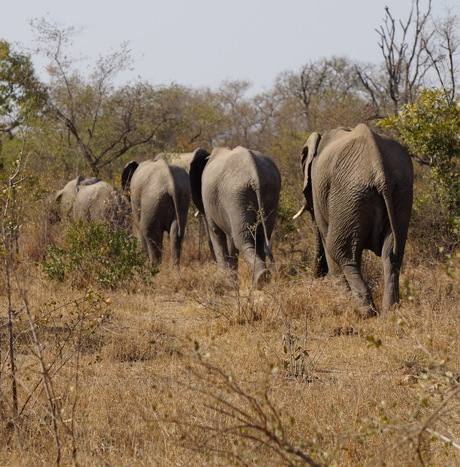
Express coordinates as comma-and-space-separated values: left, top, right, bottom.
1, 217, 459, 466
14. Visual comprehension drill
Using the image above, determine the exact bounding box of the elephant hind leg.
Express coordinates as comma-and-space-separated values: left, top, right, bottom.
133, 223, 148, 254
226, 235, 238, 271
143, 225, 163, 265
313, 224, 328, 278
342, 263, 377, 316
208, 219, 234, 273
199, 215, 216, 262
324, 249, 343, 276
325, 226, 376, 315
253, 268, 270, 290
169, 219, 183, 267
147, 239, 163, 265
239, 233, 269, 290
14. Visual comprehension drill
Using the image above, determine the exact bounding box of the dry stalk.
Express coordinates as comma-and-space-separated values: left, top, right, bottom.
22, 294, 62, 466
1, 164, 26, 419
0, 155, 29, 455
168, 357, 323, 466
413, 385, 460, 466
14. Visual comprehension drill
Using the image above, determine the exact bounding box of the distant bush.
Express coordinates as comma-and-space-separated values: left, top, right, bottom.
43, 220, 157, 289
274, 190, 298, 241
379, 88, 460, 252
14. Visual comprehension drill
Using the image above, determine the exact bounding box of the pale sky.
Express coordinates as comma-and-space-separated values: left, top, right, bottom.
2, 0, 458, 93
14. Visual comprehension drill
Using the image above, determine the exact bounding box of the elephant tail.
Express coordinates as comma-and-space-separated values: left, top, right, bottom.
169, 168, 187, 239
171, 183, 182, 239
253, 181, 275, 266
382, 187, 401, 258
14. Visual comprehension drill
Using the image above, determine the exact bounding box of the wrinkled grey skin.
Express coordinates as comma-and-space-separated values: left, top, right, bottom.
122, 158, 191, 266
52, 176, 130, 231
155, 149, 217, 261
299, 124, 413, 314
154, 151, 195, 171
190, 146, 281, 289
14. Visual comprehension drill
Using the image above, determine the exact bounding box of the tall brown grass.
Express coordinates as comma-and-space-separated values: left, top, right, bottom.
1, 182, 459, 466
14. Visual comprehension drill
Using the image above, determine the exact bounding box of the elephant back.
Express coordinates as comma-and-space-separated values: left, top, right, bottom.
55, 175, 102, 218
155, 152, 196, 172
202, 147, 281, 233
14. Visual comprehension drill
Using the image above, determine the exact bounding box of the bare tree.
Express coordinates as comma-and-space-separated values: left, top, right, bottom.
377, 0, 435, 110
426, 10, 460, 101
275, 57, 377, 131
31, 18, 168, 176
216, 79, 254, 147
372, 0, 460, 112
275, 60, 330, 123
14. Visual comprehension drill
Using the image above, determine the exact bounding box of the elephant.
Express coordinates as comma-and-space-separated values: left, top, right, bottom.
190, 146, 281, 289
154, 149, 217, 261
52, 176, 130, 231
121, 157, 191, 267
294, 123, 413, 314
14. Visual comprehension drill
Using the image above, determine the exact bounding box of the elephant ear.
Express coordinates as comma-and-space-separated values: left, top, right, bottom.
189, 148, 211, 214
121, 161, 139, 199
301, 132, 321, 208
54, 189, 64, 203
74, 175, 86, 193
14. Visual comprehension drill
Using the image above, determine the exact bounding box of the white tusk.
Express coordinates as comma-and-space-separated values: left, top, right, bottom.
293, 205, 307, 220
194, 210, 200, 218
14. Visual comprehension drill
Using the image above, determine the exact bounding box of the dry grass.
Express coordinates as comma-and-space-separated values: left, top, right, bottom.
1, 218, 459, 466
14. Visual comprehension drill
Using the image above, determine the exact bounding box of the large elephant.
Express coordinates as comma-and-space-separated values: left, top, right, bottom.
190, 146, 281, 289
52, 176, 130, 231
121, 158, 191, 266
294, 124, 413, 314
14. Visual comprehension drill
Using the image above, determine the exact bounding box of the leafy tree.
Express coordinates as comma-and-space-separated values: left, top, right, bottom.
379, 88, 460, 244
0, 40, 47, 167
141, 84, 224, 154
174, 86, 224, 151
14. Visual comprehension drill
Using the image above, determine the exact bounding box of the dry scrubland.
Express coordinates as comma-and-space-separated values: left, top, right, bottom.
1, 204, 459, 466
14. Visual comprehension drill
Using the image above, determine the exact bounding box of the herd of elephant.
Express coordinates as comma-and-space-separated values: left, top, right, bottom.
50, 124, 414, 316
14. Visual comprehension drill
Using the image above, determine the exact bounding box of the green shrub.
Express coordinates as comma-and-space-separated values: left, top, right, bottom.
378, 88, 460, 251
43, 220, 158, 289
275, 189, 299, 240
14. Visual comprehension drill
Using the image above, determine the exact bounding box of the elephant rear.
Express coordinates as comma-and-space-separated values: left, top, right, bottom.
298, 124, 414, 313
192, 146, 281, 289
209, 148, 280, 241
123, 158, 191, 266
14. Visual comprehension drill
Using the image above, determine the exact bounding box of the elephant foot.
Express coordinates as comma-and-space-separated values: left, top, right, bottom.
169, 257, 180, 268
349, 293, 378, 319
364, 303, 379, 319
252, 269, 270, 290
215, 268, 239, 291
382, 293, 399, 313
